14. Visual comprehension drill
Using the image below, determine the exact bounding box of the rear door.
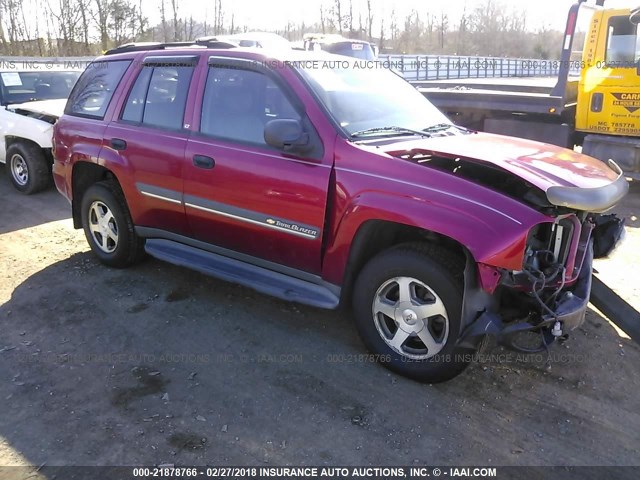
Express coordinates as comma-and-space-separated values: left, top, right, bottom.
183, 57, 331, 274
103, 55, 199, 235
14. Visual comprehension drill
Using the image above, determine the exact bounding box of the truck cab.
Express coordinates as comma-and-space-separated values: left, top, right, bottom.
577, 5, 640, 173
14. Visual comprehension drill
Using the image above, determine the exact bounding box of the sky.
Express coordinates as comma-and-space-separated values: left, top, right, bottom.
141, 0, 632, 34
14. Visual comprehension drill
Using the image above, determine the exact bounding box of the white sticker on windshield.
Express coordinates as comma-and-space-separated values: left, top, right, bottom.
351, 43, 364, 50
1, 72, 22, 86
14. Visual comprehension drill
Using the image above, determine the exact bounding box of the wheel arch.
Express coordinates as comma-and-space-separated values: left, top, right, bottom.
71, 161, 122, 229
5, 135, 48, 151
337, 219, 472, 307
5, 136, 52, 166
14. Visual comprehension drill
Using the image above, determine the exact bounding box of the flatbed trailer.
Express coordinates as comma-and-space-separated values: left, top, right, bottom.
416, 77, 580, 147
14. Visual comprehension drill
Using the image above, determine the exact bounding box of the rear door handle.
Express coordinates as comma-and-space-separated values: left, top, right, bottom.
110, 138, 127, 151
193, 154, 215, 169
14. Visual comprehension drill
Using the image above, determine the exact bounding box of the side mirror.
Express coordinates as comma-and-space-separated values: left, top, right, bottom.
631, 7, 640, 25
264, 119, 310, 152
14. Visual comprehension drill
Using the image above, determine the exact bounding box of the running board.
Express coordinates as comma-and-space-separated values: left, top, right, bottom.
144, 239, 340, 309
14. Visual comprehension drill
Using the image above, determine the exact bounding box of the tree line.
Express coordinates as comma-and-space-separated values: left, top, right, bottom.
0, 0, 566, 59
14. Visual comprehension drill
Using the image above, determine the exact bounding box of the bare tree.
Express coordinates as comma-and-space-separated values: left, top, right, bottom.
160, 0, 168, 41
213, 0, 223, 35
366, 0, 374, 42
456, 4, 469, 54
78, 0, 90, 52
320, 2, 327, 34
94, 0, 109, 51
436, 10, 448, 50
170, 0, 179, 41
333, 0, 343, 35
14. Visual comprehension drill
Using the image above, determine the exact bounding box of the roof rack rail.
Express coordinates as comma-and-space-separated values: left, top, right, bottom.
105, 38, 237, 55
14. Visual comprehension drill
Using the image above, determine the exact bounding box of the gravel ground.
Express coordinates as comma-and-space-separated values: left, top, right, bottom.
0, 170, 639, 470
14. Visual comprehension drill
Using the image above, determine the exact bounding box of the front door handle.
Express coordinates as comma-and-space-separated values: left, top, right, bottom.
111, 138, 127, 151
193, 154, 215, 169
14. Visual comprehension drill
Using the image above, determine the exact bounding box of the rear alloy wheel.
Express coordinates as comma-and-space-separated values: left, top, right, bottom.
88, 200, 119, 254
81, 181, 145, 268
6, 143, 50, 194
352, 243, 473, 383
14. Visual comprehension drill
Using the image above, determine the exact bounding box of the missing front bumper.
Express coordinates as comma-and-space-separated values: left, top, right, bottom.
459, 242, 594, 353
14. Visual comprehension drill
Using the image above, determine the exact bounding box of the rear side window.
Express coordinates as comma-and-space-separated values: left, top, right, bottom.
65, 60, 131, 119
121, 64, 195, 130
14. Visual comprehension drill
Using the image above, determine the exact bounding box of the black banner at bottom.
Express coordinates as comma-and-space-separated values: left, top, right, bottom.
0, 466, 636, 480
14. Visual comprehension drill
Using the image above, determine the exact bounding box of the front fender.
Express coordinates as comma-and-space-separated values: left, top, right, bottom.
0, 109, 54, 161
322, 179, 551, 285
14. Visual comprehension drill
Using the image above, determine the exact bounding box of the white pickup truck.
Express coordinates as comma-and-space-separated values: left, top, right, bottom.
0, 66, 82, 194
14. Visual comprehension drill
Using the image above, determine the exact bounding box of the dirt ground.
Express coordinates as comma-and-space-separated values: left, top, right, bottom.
1, 169, 639, 470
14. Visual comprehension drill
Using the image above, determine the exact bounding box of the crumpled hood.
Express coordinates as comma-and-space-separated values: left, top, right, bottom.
7, 98, 66, 118
383, 132, 620, 191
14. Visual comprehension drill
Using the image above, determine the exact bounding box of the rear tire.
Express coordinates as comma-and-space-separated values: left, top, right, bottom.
352, 243, 472, 383
81, 181, 145, 268
6, 143, 50, 194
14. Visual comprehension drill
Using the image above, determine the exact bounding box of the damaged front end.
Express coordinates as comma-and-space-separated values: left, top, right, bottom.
385, 141, 628, 353
460, 212, 625, 353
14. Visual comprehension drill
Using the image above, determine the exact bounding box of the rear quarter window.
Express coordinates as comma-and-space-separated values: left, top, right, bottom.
65, 60, 131, 119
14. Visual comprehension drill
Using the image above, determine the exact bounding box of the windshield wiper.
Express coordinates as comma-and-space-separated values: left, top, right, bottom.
351, 126, 432, 139
423, 123, 454, 132
423, 123, 473, 134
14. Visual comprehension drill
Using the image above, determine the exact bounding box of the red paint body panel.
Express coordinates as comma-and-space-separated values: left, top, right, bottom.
183, 137, 332, 272
103, 122, 191, 235
320, 139, 551, 284
53, 116, 111, 199
383, 133, 619, 190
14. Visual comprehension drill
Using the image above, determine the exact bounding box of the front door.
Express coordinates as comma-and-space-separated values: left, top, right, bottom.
183, 60, 331, 274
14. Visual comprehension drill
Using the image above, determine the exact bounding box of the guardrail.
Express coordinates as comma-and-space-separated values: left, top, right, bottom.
0, 54, 576, 81
379, 55, 565, 81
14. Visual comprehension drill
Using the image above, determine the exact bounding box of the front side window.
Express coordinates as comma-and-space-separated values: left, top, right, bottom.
121, 64, 194, 130
200, 67, 300, 145
66, 60, 130, 119
606, 16, 640, 65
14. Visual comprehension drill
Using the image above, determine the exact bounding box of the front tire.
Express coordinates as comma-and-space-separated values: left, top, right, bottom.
6, 143, 50, 194
81, 181, 145, 268
352, 243, 472, 383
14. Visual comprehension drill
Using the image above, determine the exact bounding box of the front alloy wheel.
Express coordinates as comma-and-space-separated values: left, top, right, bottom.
352, 243, 473, 383
373, 277, 449, 360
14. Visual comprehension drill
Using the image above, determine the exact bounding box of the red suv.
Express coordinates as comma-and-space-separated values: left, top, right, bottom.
53, 42, 627, 382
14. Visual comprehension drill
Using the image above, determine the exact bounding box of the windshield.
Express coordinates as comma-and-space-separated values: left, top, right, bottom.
297, 62, 451, 137
324, 42, 376, 61
0, 71, 81, 105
